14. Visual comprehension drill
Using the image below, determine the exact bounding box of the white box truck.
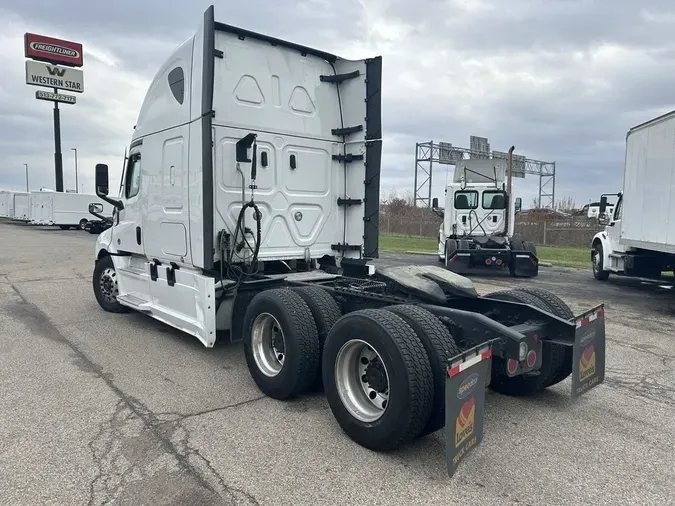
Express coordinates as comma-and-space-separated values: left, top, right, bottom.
90, 5, 607, 477
12, 192, 30, 221
0, 190, 15, 217
592, 110, 675, 280
29, 190, 112, 229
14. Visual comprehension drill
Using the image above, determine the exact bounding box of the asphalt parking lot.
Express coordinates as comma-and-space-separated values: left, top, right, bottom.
1, 222, 674, 506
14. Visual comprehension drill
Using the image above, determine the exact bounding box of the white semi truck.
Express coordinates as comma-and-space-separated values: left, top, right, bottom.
592, 110, 675, 281
433, 158, 537, 277
90, 5, 606, 477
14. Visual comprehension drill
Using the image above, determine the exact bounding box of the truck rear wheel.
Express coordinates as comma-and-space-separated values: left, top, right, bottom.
291, 285, 342, 391
509, 287, 574, 387
322, 309, 433, 451
92, 255, 130, 313
484, 289, 567, 396
383, 304, 459, 437
242, 288, 320, 400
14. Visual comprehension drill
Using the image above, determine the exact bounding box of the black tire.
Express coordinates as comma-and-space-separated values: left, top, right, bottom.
509, 286, 574, 386
484, 289, 567, 396
592, 242, 610, 281
322, 309, 434, 451
383, 304, 459, 436
523, 240, 537, 257
79, 219, 88, 230
291, 285, 342, 391
242, 288, 320, 400
92, 255, 130, 313
444, 239, 458, 267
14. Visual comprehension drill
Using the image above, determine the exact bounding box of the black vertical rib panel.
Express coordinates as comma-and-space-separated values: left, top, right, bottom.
363, 56, 382, 259
201, 5, 215, 270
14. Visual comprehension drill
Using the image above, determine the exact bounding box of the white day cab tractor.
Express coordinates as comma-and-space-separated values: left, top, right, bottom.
592, 110, 675, 282
90, 5, 606, 478
433, 158, 538, 277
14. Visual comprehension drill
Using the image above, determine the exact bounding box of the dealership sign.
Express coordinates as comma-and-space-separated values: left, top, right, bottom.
35, 90, 76, 105
25, 60, 84, 93
24, 33, 83, 67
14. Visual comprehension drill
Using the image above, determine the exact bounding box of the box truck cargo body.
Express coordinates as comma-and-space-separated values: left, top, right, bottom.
29, 191, 113, 228
592, 109, 675, 280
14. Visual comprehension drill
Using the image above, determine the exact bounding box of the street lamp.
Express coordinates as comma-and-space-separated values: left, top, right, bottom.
71, 148, 78, 193
24, 163, 28, 192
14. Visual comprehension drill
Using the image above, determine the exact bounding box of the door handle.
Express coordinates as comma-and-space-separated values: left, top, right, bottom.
136, 226, 142, 245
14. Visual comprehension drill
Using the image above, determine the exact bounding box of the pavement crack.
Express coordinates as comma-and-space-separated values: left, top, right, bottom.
10, 283, 258, 505
604, 370, 675, 408
154, 396, 267, 425
606, 337, 675, 364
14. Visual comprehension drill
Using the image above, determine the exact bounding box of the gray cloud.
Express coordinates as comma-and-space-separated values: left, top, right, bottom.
1, 0, 674, 209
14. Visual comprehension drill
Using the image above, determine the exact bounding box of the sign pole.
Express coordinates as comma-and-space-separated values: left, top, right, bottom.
53, 87, 64, 192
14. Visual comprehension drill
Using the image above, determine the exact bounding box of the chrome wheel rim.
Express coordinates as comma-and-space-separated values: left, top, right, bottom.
334, 339, 390, 423
99, 267, 119, 303
251, 313, 285, 377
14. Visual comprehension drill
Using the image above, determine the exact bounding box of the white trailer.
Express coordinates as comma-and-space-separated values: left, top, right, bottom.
12, 192, 30, 221
592, 110, 675, 280
89, 5, 606, 478
0, 191, 15, 218
29, 191, 112, 229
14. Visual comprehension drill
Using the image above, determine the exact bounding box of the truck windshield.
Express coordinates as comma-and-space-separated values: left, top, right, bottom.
454, 191, 478, 210
482, 191, 506, 210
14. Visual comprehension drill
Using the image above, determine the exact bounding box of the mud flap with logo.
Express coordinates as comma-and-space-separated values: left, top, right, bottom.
571, 304, 606, 398
445, 340, 496, 478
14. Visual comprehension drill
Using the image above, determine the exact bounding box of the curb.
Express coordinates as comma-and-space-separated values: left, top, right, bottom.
404, 250, 437, 256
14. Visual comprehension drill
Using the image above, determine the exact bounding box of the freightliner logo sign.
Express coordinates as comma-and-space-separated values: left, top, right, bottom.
24, 33, 83, 67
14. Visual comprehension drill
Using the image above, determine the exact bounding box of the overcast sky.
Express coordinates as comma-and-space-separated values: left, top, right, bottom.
1, 0, 674, 209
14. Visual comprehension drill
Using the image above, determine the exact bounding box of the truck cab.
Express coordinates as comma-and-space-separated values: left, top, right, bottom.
433, 159, 535, 277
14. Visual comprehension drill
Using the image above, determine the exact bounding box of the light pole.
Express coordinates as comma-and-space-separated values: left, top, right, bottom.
71, 148, 78, 193
24, 163, 28, 192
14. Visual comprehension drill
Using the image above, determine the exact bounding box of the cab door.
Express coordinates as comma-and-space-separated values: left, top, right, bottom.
112, 148, 145, 255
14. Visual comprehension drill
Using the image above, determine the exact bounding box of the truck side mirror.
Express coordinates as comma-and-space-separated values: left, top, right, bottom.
95, 164, 109, 196
515, 197, 522, 213
599, 196, 608, 214
432, 197, 439, 209
88, 203, 104, 214
598, 213, 609, 225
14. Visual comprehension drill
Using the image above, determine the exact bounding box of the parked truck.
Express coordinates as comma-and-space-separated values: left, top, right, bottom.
90, 5, 606, 478
592, 110, 675, 281
433, 158, 538, 277
29, 190, 113, 230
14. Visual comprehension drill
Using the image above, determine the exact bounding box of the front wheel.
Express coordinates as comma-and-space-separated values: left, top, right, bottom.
592, 243, 610, 280
92, 255, 130, 313
79, 219, 88, 230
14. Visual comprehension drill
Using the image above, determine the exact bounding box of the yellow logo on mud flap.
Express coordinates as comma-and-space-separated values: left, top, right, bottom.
455, 397, 475, 447
579, 344, 596, 381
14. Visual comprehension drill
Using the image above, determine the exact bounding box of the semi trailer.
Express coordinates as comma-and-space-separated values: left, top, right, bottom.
91, 5, 606, 478
29, 190, 113, 229
13, 192, 30, 221
433, 158, 538, 277
592, 110, 675, 281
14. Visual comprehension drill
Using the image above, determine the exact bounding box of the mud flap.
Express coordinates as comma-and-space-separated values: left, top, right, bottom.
571, 305, 606, 398
511, 252, 538, 277
445, 340, 497, 478
445, 252, 471, 274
